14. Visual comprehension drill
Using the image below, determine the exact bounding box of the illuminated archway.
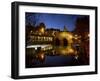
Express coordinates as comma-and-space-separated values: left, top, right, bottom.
63, 38, 68, 46
55, 31, 73, 46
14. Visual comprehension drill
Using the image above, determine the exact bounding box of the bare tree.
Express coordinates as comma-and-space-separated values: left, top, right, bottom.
25, 13, 40, 26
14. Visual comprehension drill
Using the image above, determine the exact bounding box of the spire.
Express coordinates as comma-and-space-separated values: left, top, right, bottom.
63, 26, 68, 32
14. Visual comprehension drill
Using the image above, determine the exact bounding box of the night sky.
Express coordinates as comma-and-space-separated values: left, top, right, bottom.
26, 12, 86, 31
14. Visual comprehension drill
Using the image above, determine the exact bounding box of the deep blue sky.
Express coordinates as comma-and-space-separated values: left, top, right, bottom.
26, 13, 86, 31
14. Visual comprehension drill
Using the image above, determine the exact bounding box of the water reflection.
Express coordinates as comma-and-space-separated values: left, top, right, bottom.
26, 45, 87, 68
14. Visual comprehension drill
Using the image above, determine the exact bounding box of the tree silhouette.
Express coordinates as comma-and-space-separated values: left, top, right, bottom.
74, 16, 89, 35
26, 13, 40, 26
39, 22, 46, 28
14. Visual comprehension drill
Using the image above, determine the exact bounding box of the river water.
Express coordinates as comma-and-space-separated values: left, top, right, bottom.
26, 45, 89, 68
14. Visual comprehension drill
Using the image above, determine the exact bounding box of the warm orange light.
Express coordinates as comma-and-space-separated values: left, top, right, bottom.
68, 34, 73, 39
60, 32, 73, 39
74, 37, 78, 40
75, 34, 78, 36
30, 30, 33, 33
40, 28, 44, 33
68, 48, 74, 53
41, 54, 44, 59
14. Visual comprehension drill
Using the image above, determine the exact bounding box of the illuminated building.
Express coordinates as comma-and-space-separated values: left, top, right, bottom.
26, 24, 75, 55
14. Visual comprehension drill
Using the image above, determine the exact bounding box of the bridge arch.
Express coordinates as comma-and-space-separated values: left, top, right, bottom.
54, 31, 73, 46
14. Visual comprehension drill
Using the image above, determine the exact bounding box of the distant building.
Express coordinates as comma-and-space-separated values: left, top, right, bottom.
26, 23, 73, 48
46, 28, 60, 36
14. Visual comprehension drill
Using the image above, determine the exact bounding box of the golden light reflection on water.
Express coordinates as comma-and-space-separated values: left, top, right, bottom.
54, 46, 75, 55
33, 45, 75, 62
41, 45, 75, 56
36, 51, 45, 62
